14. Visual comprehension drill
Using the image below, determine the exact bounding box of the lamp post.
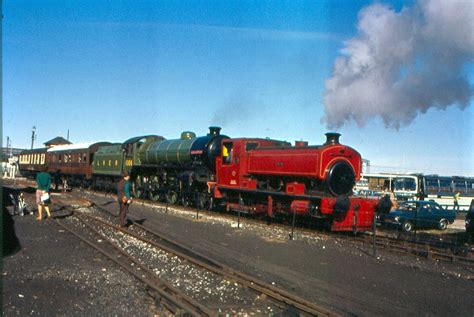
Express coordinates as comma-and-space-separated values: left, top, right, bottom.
6, 136, 11, 157
31, 126, 36, 149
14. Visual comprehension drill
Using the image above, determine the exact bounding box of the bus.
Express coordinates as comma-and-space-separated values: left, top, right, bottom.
356, 173, 474, 211
356, 173, 418, 200
417, 175, 474, 211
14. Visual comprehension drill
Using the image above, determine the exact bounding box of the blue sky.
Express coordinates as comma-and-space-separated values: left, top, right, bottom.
4, 0, 473, 176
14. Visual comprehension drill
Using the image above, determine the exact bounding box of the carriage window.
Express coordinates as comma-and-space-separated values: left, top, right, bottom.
222, 143, 233, 164
58, 155, 62, 163
83, 153, 87, 163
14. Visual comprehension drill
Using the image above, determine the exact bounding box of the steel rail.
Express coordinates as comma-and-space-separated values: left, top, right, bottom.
10, 179, 472, 262
78, 187, 473, 257
51, 215, 214, 317
81, 211, 337, 317
72, 213, 216, 317
81, 188, 474, 267
11, 179, 474, 268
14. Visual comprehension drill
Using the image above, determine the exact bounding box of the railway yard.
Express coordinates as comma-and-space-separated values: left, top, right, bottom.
3, 179, 474, 316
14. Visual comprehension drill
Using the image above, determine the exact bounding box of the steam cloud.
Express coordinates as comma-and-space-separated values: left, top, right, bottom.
323, 0, 474, 129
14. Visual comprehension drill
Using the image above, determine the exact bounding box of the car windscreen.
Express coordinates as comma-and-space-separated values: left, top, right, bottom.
398, 202, 416, 212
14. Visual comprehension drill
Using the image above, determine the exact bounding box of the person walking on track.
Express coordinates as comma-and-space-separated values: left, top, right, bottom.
117, 172, 132, 227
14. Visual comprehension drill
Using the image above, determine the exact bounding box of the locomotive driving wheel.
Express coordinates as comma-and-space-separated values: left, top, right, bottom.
166, 190, 178, 205
135, 188, 144, 199
181, 195, 191, 207
196, 192, 211, 210
149, 191, 161, 202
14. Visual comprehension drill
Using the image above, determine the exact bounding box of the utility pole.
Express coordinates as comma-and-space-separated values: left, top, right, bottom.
31, 126, 37, 149
67, 129, 70, 141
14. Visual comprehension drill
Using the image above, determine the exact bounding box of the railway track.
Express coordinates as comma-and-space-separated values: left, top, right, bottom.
76, 187, 474, 267
52, 214, 210, 316
50, 198, 336, 316
5, 179, 474, 266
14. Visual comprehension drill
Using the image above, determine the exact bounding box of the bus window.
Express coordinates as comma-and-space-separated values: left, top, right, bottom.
424, 178, 439, 193
439, 178, 452, 193
394, 177, 416, 191
454, 180, 466, 193
467, 181, 474, 194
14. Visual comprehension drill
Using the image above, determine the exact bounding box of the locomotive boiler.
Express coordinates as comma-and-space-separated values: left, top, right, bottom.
134, 127, 229, 207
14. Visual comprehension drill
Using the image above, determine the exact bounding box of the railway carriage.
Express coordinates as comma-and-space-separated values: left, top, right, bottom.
47, 142, 111, 187
18, 148, 48, 176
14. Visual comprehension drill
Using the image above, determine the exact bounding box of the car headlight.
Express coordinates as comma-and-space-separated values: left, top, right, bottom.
466, 219, 471, 225
394, 216, 400, 222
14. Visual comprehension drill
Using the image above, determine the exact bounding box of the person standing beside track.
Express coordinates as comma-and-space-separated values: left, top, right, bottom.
36, 168, 51, 220
117, 172, 132, 228
454, 192, 461, 212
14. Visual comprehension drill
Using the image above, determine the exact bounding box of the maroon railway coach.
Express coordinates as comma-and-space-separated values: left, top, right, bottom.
18, 148, 48, 177
46, 142, 111, 186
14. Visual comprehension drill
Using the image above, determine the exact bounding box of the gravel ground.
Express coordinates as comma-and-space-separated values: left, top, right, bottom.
74, 214, 281, 315
4, 183, 474, 316
2, 212, 164, 316
79, 191, 474, 317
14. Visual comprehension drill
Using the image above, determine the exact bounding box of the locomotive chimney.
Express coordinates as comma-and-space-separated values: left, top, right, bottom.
295, 141, 308, 147
208, 126, 221, 136
324, 132, 341, 145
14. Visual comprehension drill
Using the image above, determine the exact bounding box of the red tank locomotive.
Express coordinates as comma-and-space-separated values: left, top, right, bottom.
211, 133, 380, 231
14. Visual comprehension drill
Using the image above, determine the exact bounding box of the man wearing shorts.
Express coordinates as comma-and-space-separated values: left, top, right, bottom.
36, 168, 51, 220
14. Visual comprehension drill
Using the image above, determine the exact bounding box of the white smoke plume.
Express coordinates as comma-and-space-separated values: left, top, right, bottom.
323, 0, 474, 129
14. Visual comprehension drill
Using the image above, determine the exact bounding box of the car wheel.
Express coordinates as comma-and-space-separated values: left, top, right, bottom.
402, 221, 413, 232
438, 219, 448, 230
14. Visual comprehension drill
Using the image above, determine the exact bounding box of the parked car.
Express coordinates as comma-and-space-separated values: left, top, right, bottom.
382, 200, 456, 232
465, 199, 474, 236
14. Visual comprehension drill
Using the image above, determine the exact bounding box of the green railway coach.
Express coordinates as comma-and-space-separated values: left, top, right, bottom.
92, 135, 164, 189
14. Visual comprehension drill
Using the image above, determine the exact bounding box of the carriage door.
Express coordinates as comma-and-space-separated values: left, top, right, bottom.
220, 142, 240, 187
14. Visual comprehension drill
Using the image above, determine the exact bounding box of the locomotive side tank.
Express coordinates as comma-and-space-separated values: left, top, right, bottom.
245, 133, 359, 196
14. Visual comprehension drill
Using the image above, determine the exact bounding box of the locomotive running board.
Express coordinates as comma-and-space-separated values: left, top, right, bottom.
217, 186, 325, 202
